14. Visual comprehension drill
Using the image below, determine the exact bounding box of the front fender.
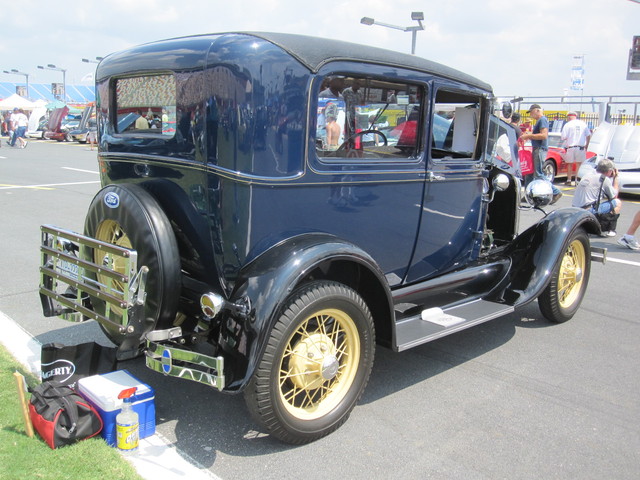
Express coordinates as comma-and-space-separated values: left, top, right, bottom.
220, 233, 392, 391
489, 207, 599, 306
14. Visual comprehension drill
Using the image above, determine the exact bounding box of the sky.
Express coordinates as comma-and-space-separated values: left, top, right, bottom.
2, 0, 639, 101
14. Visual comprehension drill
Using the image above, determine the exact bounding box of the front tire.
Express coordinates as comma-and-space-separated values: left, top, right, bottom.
244, 281, 375, 444
84, 184, 180, 346
538, 229, 590, 323
543, 159, 556, 183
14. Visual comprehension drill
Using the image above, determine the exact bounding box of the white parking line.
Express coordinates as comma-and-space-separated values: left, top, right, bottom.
0, 181, 100, 190
606, 255, 640, 267
62, 167, 100, 175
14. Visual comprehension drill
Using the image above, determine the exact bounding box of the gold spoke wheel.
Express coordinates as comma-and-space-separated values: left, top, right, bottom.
245, 281, 375, 444
539, 230, 591, 323
94, 219, 132, 317
279, 308, 360, 420
557, 238, 586, 309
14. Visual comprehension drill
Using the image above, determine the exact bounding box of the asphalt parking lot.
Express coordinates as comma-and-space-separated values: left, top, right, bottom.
1, 140, 639, 480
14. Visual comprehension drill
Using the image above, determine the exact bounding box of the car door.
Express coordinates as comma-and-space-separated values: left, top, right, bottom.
405, 86, 489, 283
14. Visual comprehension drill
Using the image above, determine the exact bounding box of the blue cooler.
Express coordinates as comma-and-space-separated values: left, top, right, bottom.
78, 370, 155, 446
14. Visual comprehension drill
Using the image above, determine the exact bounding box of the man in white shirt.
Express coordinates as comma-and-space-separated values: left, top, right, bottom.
9, 108, 29, 148
560, 111, 591, 186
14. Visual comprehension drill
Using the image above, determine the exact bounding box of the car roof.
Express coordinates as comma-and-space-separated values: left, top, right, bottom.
97, 32, 492, 93
246, 32, 492, 92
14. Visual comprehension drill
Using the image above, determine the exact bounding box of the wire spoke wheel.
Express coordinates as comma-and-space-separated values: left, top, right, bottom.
539, 229, 591, 323
94, 219, 132, 317
557, 238, 586, 309
279, 308, 360, 420
245, 281, 375, 444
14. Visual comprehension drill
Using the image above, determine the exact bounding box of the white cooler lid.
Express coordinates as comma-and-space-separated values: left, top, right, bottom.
78, 370, 152, 411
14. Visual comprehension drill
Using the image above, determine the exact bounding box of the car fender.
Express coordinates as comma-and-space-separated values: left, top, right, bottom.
222, 233, 393, 391
489, 207, 600, 307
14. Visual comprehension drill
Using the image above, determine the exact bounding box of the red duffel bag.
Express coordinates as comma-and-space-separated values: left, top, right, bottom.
29, 381, 103, 449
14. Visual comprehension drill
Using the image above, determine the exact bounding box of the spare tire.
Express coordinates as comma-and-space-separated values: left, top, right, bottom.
84, 184, 180, 347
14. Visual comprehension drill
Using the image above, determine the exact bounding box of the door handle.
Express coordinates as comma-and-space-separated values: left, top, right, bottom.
428, 172, 445, 181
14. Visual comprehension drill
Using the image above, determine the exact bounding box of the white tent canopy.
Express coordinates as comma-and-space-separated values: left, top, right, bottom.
0, 93, 35, 111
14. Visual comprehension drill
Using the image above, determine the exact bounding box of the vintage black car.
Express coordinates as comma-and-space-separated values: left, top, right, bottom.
39, 32, 604, 444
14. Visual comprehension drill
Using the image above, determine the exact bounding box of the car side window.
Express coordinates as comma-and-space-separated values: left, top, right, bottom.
315, 75, 425, 161
487, 116, 518, 166
432, 89, 482, 159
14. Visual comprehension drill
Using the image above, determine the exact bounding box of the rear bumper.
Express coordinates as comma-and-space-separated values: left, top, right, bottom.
145, 327, 225, 391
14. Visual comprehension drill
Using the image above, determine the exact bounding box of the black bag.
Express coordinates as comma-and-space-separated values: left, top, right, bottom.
593, 177, 620, 233
29, 382, 103, 449
595, 211, 620, 232
41, 342, 117, 389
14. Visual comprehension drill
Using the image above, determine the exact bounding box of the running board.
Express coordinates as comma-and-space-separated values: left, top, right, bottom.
394, 299, 514, 352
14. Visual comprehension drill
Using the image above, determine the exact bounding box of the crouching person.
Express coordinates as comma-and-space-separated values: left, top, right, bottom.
572, 159, 621, 237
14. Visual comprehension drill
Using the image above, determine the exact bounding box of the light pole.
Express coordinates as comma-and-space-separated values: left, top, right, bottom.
82, 56, 104, 64
3, 69, 30, 98
360, 11, 425, 55
38, 64, 67, 101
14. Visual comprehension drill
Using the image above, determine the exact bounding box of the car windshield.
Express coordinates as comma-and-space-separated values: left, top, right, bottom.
548, 133, 563, 148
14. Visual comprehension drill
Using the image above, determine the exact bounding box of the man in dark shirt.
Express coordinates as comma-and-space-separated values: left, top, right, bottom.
510, 112, 522, 141
521, 104, 562, 204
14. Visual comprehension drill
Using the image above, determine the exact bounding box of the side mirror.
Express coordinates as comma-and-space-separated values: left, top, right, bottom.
525, 179, 553, 207
501, 102, 513, 119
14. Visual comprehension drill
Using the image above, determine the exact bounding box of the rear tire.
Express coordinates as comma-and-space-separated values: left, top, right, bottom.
84, 184, 180, 346
244, 281, 375, 444
538, 229, 590, 323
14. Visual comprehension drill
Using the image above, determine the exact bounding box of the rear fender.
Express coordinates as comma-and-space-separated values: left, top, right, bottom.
220, 233, 392, 391
489, 207, 599, 306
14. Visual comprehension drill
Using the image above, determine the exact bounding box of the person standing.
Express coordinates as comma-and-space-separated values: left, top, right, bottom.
6, 108, 18, 146
561, 111, 591, 186
510, 112, 523, 141
9, 108, 28, 148
521, 104, 563, 204
342, 79, 364, 138
135, 110, 149, 129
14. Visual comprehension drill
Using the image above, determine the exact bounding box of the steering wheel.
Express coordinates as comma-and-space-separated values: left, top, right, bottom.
337, 129, 388, 153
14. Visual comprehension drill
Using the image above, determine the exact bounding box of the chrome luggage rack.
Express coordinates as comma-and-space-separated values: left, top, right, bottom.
39, 224, 148, 333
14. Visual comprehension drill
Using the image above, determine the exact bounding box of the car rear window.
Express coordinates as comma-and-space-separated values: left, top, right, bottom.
114, 74, 177, 136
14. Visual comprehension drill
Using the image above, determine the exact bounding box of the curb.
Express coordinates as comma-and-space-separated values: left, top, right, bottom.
0, 310, 220, 480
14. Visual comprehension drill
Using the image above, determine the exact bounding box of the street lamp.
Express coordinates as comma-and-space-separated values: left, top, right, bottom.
38, 64, 67, 101
82, 56, 104, 64
360, 11, 425, 55
3, 69, 30, 98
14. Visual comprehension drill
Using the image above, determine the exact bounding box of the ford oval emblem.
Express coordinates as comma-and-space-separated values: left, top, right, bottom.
104, 192, 120, 209
161, 349, 172, 374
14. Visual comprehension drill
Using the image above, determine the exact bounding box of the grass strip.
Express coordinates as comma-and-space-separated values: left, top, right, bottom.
0, 344, 143, 480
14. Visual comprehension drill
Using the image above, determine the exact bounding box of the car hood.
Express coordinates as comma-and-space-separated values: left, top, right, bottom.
47, 106, 70, 132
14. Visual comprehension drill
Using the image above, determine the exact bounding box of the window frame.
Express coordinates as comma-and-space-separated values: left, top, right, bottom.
313, 72, 428, 167
429, 86, 487, 163
111, 72, 178, 138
